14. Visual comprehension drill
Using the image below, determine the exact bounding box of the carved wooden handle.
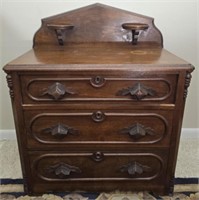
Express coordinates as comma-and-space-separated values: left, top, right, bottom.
120, 161, 151, 175
41, 82, 75, 100
48, 162, 81, 178
120, 123, 155, 139
43, 123, 78, 137
117, 82, 156, 100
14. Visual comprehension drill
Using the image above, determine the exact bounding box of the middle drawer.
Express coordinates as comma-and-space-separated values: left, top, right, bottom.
24, 110, 173, 148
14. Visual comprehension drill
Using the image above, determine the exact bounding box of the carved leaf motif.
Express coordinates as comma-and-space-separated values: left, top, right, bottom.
41, 82, 75, 100
43, 123, 78, 137
117, 83, 156, 100
120, 161, 151, 175
121, 123, 155, 139
47, 162, 81, 178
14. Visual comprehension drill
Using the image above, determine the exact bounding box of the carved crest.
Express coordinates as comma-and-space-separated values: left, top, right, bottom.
33, 3, 163, 47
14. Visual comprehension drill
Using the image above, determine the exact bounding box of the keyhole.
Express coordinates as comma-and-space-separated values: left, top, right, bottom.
90, 76, 105, 88
92, 151, 104, 162
91, 111, 105, 122
96, 111, 102, 119
95, 76, 101, 84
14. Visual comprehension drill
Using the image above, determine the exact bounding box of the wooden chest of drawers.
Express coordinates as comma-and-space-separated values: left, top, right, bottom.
3, 4, 194, 196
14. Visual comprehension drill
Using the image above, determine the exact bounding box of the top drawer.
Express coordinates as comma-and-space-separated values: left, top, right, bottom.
20, 73, 177, 104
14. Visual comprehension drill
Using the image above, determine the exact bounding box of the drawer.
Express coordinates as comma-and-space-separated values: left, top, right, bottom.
24, 110, 173, 148
29, 151, 168, 182
20, 73, 177, 104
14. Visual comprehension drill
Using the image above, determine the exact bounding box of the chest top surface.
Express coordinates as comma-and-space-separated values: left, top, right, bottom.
5, 43, 192, 71
4, 3, 193, 73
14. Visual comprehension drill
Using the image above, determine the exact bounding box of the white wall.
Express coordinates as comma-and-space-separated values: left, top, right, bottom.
0, 0, 198, 130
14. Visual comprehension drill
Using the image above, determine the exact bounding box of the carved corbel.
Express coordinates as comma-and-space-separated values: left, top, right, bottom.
47, 24, 74, 45
122, 23, 149, 45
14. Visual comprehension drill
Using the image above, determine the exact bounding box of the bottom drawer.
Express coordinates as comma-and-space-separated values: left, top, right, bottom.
27, 150, 170, 194
29, 150, 168, 179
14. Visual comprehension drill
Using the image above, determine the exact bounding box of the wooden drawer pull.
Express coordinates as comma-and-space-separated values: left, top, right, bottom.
120, 123, 155, 139
43, 123, 79, 138
117, 82, 156, 100
120, 161, 151, 175
47, 162, 81, 178
41, 82, 75, 100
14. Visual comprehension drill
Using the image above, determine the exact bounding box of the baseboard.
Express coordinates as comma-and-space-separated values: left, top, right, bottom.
0, 129, 16, 140
181, 128, 199, 138
0, 128, 198, 140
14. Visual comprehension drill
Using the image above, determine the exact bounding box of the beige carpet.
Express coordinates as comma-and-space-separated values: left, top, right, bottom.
0, 139, 199, 178
0, 192, 199, 200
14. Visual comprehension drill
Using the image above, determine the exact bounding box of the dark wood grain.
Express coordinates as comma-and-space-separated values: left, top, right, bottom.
5, 43, 191, 67
3, 3, 194, 196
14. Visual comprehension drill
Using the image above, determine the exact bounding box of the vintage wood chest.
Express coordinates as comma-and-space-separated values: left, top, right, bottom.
3, 4, 194, 195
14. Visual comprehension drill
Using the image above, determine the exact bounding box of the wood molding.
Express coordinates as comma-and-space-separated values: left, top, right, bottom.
1, 129, 198, 140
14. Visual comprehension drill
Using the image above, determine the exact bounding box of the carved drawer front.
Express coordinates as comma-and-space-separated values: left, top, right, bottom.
30, 151, 168, 182
20, 74, 177, 104
25, 110, 172, 148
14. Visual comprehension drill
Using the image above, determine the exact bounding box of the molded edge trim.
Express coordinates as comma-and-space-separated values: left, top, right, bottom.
0, 128, 198, 140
